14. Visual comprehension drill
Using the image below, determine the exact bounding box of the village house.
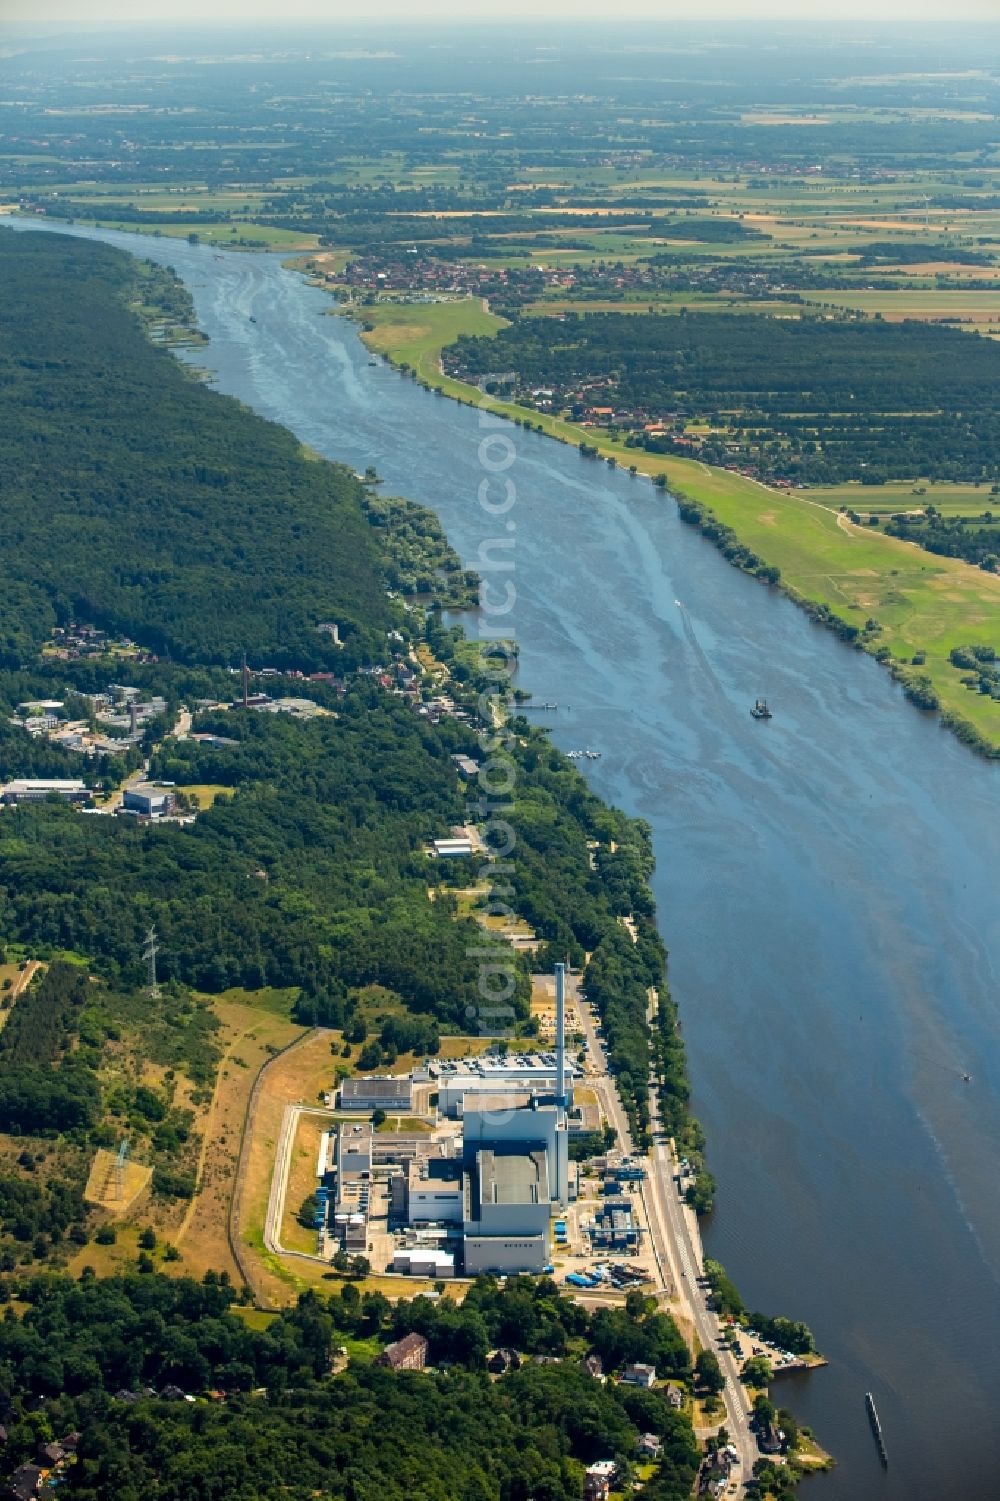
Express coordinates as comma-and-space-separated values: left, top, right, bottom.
376, 1332, 429, 1371
583, 1461, 616, 1501
2, 1464, 40, 1501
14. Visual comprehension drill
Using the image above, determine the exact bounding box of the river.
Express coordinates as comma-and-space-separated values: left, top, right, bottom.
9, 217, 1000, 1500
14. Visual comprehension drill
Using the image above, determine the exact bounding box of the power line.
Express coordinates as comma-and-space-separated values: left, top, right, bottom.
143, 925, 160, 999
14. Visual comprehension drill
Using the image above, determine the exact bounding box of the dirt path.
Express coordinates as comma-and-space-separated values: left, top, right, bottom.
11, 960, 42, 999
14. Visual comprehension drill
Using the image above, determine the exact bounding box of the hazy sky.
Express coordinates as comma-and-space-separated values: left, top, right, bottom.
1, 0, 997, 26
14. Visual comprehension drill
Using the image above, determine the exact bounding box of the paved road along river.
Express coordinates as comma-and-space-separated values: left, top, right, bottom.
10, 218, 1000, 1500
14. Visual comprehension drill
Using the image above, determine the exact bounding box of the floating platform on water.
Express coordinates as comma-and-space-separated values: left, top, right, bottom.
866, 1391, 888, 1467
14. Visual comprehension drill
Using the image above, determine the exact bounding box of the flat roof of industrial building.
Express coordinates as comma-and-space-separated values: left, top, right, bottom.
437, 1053, 577, 1078
408, 1157, 463, 1190
340, 1076, 412, 1101
478, 1148, 548, 1207
459, 1089, 535, 1112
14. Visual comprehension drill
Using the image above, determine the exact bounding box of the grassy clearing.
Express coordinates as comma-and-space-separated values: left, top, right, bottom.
349, 295, 1000, 750
84, 1149, 153, 1213
236, 1028, 341, 1305
350, 298, 506, 388
178, 783, 233, 810
0, 965, 20, 1031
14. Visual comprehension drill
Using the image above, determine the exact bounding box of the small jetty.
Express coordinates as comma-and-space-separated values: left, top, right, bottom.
750, 697, 773, 721
865, 1392, 888, 1467
520, 701, 558, 712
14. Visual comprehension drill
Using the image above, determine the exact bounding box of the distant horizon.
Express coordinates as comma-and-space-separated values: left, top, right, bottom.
1, 0, 997, 34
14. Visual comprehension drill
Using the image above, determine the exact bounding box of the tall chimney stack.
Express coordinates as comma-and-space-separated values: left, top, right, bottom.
555, 962, 566, 1109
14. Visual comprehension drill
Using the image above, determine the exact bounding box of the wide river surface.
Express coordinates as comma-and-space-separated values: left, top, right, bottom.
11, 218, 1000, 1500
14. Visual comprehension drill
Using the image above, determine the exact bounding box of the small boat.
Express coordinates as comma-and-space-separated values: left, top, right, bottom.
750, 698, 772, 720
865, 1392, 888, 1467
249, 315, 257, 324
368, 358, 378, 366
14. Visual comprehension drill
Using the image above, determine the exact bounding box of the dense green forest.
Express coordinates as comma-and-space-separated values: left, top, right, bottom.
0, 1273, 699, 1501
0, 228, 388, 671
445, 311, 1000, 485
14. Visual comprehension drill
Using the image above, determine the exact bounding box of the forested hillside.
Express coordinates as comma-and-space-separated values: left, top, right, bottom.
0, 228, 387, 669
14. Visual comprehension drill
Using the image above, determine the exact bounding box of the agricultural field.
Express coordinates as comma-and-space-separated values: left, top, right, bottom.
800, 289, 1000, 335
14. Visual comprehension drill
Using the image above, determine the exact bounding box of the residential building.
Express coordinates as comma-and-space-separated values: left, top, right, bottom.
3, 1465, 41, 1501
376, 1332, 429, 1371
636, 1434, 662, 1460
451, 754, 480, 778
621, 1362, 657, 1389
487, 1347, 521, 1374
584, 1461, 616, 1501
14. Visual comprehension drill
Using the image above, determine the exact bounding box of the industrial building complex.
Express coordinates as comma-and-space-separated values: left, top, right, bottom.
313, 965, 587, 1276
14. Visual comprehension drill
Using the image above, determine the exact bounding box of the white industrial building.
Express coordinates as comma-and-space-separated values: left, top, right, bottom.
392, 1248, 455, 1278
431, 837, 473, 858
340, 1076, 413, 1112
0, 779, 91, 806
435, 1049, 578, 1119
406, 1158, 464, 1224
122, 782, 175, 818
315, 966, 580, 1279
438, 1071, 575, 1118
